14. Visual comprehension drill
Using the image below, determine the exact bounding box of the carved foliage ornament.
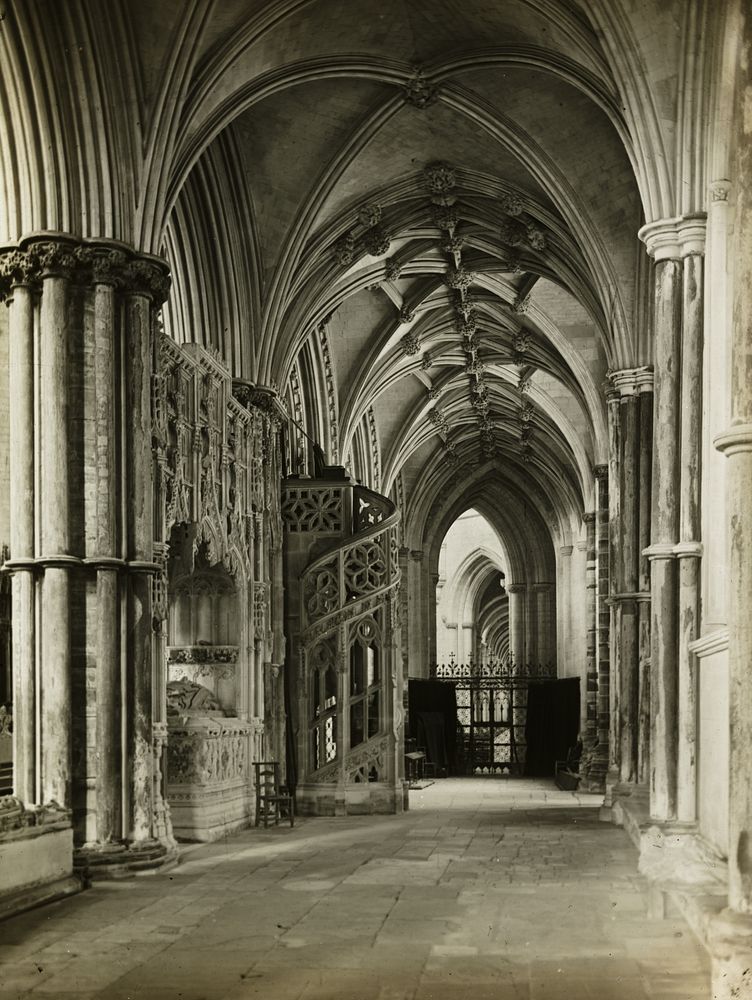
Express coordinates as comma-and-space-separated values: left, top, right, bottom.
445, 265, 475, 290
364, 227, 391, 257
500, 192, 524, 217
0, 240, 171, 303
432, 204, 459, 231
384, 257, 402, 281
358, 203, 382, 228
401, 331, 420, 356
423, 162, 456, 196
333, 232, 356, 266
404, 66, 438, 108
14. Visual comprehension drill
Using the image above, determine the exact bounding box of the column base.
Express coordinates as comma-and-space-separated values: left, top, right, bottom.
578, 741, 608, 793
600, 765, 621, 815
709, 908, 752, 1000
638, 822, 727, 894
73, 843, 130, 880
73, 838, 179, 881
608, 781, 650, 843
638, 821, 728, 956
608, 786, 730, 955
126, 838, 179, 874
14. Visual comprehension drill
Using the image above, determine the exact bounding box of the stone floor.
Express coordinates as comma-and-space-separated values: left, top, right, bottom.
0, 779, 710, 1000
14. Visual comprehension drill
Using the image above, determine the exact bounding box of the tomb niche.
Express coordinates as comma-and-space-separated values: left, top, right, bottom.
164, 547, 260, 840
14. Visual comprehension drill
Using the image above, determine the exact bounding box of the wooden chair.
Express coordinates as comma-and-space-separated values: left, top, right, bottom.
253, 761, 294, 828
554, 741, 583, 791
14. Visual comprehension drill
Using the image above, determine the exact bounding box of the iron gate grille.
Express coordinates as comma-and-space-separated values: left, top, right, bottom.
429, 662, 556, 775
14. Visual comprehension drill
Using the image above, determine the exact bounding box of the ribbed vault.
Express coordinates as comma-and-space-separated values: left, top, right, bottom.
0, 0, 734, 673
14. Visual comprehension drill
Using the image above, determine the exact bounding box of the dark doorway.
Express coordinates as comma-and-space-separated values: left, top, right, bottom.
524, 677, 581, 777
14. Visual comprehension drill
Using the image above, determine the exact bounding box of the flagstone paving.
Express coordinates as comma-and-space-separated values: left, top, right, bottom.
0, 779, 710, 999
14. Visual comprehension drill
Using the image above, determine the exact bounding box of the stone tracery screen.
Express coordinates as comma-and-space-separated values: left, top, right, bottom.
309, 637, 338, 771
286, 482, 401, 794
349, 615, 382, 752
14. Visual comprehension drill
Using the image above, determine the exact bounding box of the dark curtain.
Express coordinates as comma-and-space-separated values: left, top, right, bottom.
408, 679, 458, 773
524, 677, 580, 777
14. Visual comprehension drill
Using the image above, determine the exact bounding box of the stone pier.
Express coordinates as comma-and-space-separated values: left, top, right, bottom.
709, 3, 752, 992
0, 237, 176, 892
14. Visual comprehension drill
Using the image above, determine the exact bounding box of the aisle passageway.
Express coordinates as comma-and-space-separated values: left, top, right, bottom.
0, 780, 709, 1000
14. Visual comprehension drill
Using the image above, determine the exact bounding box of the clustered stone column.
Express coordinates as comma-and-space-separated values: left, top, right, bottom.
579, 513, 598, 782
593, 465, 610, 783
579, 466, 610, 790
709, 4, 752, 991
605, 368, 654, 790
0, 236, 175, 873
5, 250, 37, 806
639, 216, 705, 824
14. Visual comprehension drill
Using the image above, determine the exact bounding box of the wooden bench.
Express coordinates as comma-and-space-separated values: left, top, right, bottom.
252, 760, 294, 828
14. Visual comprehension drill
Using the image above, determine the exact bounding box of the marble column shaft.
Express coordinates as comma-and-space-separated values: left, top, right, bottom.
605, 370, 653, 787
647, 255, 682, 821
638, 386, 653, 785
124, 288, 155, 844
707, 11, 752, 996
92, 280, 121, 844
595, 466, 610, 763
39, 268, 73, 808
584, 513, 597, 747
619, 388, 641, 782
715, 0, 752, 912
677, 247, 704, 823
606, 393, 622, 782
7, 279, 36, 803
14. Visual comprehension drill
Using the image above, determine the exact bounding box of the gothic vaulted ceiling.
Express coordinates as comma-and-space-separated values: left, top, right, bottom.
1, 0, 715, 558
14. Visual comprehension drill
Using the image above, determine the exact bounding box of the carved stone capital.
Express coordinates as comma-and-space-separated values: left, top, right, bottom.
0, 248, 37, 291
0, 238, 171, 303
122, 257, 171, 303
638, 214, 706, 260
30, 238, 79, 279
80, 247, 129, 287
710, 180, 731, 203
607, 366, 654, 397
